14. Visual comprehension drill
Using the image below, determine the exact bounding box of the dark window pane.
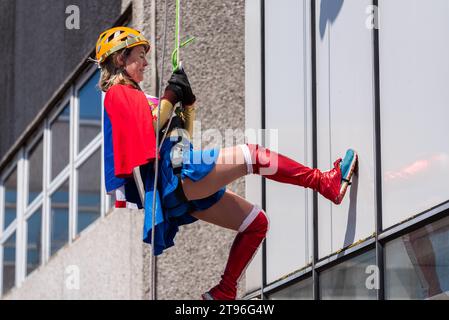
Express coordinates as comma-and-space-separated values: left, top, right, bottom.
3, 169, 17, 231
26, 209, 42, 275
78, 70, 101, 153
2, 232, 16, 294
385, 216, 449, 300
77, 149, 101, 234
28, 138, 43, 205
269, 277, 313, 300
320, 250, 377, 300
51, 105, 70, 180
51, 180, 69, 255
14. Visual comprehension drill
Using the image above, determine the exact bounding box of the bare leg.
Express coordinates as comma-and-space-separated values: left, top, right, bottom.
183, 146, 247, 201
190, 189, 254, 231
182, 144, 349, 204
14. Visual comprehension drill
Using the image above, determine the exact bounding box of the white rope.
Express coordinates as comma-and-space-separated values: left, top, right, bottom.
150, 0, 170, 301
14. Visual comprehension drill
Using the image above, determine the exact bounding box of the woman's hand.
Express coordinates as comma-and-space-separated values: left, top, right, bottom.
163, 68, 196, 107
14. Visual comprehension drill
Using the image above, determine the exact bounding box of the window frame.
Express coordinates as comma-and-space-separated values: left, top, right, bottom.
0, 157, 20, 238
0, 65, 110, 298
24, 128, 45, 210
0, 150, 24, 294
243, 0, 449, 300
48, 92, 72, 184
22, 130, 46, 281
73, 66, 104, 238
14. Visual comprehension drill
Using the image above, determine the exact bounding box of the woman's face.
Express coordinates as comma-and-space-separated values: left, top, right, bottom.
121, 45, 149, 83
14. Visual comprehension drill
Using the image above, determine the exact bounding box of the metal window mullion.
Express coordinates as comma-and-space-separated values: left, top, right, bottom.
74, 136, 101, 168
263, 268, 313, 294
310, 0, 320, 301
71, 170, 78, 241
0, 183, 4, 238
304, 0, 313, 280
73, 138, 101, 234
255, 236, 376, 297
372, 0, 385, 301
379, 201, 449, 242
43, 119, 51, 263
69, 86, 77, 244
101, 91, 108, 217
46, 93, 72, 256
23, 198, 43, 221
0, 221, 18, 244
0, 242, 3, 297
48, 170, 70, 196
16, 149, 26, 287
0, 181, 3, 297
260, 0, 267, 301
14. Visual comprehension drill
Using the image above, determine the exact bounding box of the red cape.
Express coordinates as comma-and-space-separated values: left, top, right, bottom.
104, 84, 157, 178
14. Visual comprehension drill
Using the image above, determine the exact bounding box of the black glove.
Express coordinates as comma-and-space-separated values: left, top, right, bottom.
165, 68, 196, 106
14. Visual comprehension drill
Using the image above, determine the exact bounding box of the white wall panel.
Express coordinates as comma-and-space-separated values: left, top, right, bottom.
264, 0, 313, 284
379, 0, 449, 229
316, 0, 376, 258
244, 0, 263, 294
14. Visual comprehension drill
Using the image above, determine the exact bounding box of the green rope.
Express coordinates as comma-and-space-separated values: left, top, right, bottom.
171, 0, 195, 71
171, 38, 195, 71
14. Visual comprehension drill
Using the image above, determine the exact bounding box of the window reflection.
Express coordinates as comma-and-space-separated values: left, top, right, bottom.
269, 277, 313, 300
2, 232, 16, 294
385, 216, 449, 300
78, 70, 101, 153
50, 180, 69, 255
51, 105, 70, 180
27, 138, 43, 205
320, 250, 377, 300
77, 148, 101, 234
3, 169, 17, 231
26, 209, 42, 275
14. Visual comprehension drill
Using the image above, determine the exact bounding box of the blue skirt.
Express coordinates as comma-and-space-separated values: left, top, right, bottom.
142, 139, 225, 255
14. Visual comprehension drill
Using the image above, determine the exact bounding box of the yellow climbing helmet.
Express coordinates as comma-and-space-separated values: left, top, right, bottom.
95, 26, 150, 65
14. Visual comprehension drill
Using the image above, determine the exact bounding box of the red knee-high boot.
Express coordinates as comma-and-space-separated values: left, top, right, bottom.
241, 144, 343, 204
202, 206, 269, 300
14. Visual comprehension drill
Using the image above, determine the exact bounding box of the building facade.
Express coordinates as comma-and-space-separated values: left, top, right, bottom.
244, 0, 449, 300
1, 0, 449, 300
0, 0, 245, 300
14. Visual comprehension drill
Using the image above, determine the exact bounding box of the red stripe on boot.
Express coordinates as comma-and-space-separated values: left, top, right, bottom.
115, 200, 127, 208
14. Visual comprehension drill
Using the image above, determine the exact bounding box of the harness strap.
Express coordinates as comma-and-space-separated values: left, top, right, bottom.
174, 172, 189, 203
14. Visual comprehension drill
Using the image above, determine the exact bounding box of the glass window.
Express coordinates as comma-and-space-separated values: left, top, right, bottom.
51, 104, 70, 180
319, 250, 377, 300
27, 138, 43, 205
77, 149, 101, 234
78, 70, 101, 153
385, 216, 449, 300
50, 180, 69, 255
26, 208, 42, 275
3, 169, 17, 231
269, 277, 313, 300
2, 232, 16, 294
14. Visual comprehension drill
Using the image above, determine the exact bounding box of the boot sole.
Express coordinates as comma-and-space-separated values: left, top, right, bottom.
336, 152, 358, 204
201, 292, 214, 300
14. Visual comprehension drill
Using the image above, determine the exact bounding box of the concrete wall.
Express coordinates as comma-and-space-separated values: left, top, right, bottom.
144, 0, 247, 300
4, 208, 144, 300
0, 0, 16, 156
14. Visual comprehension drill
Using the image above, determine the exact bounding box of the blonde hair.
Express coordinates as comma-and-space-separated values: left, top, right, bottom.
99, 48, 141, 92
